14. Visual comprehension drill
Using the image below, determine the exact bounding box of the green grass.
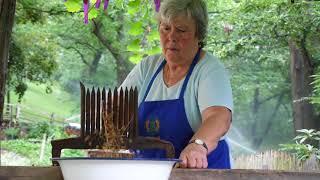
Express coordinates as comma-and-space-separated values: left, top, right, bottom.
10, 82, 78, 119
2, 83, 84, 166
1, 139, 86, 166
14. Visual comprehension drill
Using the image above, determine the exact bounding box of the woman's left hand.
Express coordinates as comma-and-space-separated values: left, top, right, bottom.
179, 143, 208, 168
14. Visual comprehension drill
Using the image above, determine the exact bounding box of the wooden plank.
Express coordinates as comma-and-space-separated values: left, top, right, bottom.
170, 169, 320, 180
107, 89, 112, 135
119, 87, 124, 130
80, 82, 85, 139
90, 88, 96, 135
101, 88, 106, 134
1, 166, 320, 180
0, 166, 63, 180
134, 87, 138, 137
112, 88, 118, 129
85, 89, 91, 137
124, 87, 129, 138
128, 87, 134, 139
107, 89, 112, 114
96, 88, 101, 133
123, 88, 129, 134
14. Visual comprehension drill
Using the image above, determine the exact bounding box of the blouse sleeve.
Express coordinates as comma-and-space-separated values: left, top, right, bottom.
120, 59, 145, 92
197, 61, 233, 113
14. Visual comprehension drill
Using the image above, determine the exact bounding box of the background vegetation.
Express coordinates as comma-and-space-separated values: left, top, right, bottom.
1, 0, 320, 166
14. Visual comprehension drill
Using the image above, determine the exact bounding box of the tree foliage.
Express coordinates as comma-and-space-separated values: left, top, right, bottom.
204, 0, 320, 149
8, 26, 58, 100
7, 0, 63, 100
8, 0, 320, 153
63, 0, 161, 62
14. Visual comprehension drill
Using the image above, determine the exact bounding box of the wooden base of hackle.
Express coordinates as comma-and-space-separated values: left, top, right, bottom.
87, 149, 135, 158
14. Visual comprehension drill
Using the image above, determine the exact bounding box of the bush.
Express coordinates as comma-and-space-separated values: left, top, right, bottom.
280, 129, 320, 161
27, 121, 67, 139
4, 127, 20, 139
1, 139, 86, 166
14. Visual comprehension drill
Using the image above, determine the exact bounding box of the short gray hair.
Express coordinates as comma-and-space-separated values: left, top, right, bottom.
156, 0, 208, 48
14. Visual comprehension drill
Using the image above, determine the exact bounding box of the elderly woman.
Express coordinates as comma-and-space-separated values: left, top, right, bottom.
121, 0, 233, 169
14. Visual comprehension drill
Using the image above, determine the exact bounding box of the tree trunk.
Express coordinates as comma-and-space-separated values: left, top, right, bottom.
88, 50, 103, 76
92, 20, 133, 85
253, 93, 284, 149
250, 88, 260, 140
289, 40, 319, 131
0, 0, 16, 126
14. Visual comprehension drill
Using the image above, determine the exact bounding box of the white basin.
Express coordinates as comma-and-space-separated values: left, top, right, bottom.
53, 157, 179, 180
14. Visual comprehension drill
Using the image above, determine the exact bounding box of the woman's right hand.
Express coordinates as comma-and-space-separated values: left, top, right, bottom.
179, 143, 208, 168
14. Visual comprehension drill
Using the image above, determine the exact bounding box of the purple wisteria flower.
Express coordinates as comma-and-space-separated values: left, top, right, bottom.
104, 0, 109, 10
154, 0, 160, 12
95, 0, 101, 8
83, 0, 89, 24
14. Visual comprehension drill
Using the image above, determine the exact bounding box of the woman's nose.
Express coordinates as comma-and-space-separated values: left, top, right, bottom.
168, 29, 177, 41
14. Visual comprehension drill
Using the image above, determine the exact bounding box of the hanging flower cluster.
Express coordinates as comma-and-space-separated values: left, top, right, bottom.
154, 0, 160, 12
82, 0, 109, 24
69, 0, 161, 24
95, 0, 101, 8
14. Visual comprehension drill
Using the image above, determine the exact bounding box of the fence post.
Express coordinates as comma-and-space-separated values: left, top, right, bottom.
15, 104, 20, 123
9, 104, 13, 125
50, 113, 55, 125
39, 133, 47, 161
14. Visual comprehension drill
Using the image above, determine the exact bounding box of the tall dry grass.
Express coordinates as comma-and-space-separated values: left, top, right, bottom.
233, 150, 319, 171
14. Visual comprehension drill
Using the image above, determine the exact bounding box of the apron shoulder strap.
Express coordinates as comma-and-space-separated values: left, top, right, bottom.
142, 56, 166, 102
142, 49, 201, 101
179, 49, 201, 99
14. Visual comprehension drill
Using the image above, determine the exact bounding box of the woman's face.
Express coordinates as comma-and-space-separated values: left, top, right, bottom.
159, 15, 199, 65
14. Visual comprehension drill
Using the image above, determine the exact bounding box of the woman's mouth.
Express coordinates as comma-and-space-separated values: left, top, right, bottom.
167, 48, 178, 51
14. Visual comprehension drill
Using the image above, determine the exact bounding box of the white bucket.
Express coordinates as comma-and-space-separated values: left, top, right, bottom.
53, 157, 179, 180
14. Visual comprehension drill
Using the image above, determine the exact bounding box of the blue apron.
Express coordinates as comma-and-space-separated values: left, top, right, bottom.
137, 49, 231, 169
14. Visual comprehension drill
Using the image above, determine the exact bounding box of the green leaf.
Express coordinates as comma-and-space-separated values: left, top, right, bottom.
129, 54, 143, 64
297, 129, 313, 134
146, 46, 161, 55
65, 0, 82, 13
88, 8, 99, 20
128, 0, 141, 15
306, 144, 314, 151
147, 30, 159, 41
128, 0, 141, 9
127, 39, 141, 52
299, 137, 307, 144
128, 22, 143, 36
128, 6, 139, 15
91, 0, 98, 4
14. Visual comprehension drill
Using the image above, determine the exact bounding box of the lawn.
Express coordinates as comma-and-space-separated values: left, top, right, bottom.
9, 82, 79, 122
1, 83, 83, 166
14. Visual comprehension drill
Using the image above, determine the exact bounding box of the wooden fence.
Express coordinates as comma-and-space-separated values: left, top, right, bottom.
2, 103, 67, 127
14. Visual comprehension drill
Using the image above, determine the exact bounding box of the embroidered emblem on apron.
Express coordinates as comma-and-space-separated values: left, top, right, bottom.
145, 118, 160, 136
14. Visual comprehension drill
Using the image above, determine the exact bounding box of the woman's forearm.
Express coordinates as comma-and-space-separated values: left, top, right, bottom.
191, 106, 231, 153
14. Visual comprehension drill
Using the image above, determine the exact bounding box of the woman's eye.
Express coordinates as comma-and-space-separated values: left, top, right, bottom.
160, 25, 170, 31
164, 26, 170, 31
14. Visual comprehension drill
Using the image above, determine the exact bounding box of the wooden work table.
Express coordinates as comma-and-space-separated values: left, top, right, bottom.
1, 166, 320, 180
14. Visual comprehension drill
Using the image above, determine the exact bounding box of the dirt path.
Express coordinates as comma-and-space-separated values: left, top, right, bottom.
0, 149, 31, 166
